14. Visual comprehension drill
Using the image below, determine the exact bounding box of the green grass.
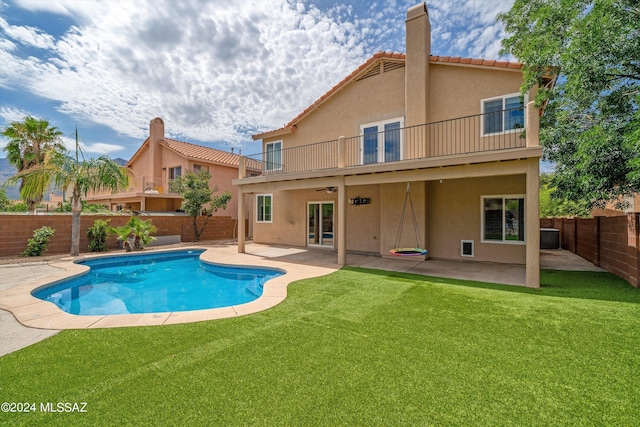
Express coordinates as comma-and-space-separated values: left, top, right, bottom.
1, 268, 639, 426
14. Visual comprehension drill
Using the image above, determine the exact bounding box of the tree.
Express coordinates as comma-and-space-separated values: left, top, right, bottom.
172, 170, 232, 242
498, 0, 640, 208
11, 135, 130, 256
0, 188, 10, 211
539, 173, 591, 218
110, 217, 156, 251
2, 116, 65, 212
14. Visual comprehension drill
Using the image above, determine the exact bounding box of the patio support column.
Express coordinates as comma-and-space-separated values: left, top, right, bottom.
338, 178, 346, 266
238, 188, 245, 253
525, 158, 540, 288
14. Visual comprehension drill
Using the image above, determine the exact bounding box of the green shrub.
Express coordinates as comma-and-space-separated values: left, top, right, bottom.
23, 226, 55, 257
87, 219, 111, 252
55, 201, 72, 212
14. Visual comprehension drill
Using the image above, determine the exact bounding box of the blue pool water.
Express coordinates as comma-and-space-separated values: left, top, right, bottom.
32, 249, 284, 316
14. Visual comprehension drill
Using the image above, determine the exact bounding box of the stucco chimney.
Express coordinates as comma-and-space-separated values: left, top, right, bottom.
148, 117, 164, 185
405, 2, 430, 127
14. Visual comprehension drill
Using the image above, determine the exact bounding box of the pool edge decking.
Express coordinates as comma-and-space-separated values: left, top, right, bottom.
0, 246, 338, 330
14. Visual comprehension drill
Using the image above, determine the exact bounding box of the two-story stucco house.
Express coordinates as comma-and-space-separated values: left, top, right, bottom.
234, 2, 551, 287
86, 118, 246, 219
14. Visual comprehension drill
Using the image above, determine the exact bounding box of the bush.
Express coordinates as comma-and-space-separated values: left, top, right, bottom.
23, 226, 55, 257
55, 201, 72, 212
109, 217, 156, 252
87, 219, 111, 252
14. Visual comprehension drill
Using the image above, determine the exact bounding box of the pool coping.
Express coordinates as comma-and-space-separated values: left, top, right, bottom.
0, 246, 338, 329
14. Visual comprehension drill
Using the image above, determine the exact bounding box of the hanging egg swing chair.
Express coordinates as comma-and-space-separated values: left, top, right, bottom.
389, 183, 429, 257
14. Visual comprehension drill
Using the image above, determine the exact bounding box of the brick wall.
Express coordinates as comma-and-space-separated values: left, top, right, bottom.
0, 214, 245, 257
541, 215, 640, 287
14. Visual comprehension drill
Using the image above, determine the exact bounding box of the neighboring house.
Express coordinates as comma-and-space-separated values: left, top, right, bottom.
592, 196, 640, 217
233, 2, 552, 287
86, 118, 248, 219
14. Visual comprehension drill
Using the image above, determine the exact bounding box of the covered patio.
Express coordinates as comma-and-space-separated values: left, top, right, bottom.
242, 243, 604, 287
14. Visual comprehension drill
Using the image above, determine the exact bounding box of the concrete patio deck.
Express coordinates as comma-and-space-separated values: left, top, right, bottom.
0, 243, 605, 356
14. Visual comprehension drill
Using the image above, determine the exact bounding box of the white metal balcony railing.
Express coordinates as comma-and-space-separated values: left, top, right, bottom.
240, 108, 532, 178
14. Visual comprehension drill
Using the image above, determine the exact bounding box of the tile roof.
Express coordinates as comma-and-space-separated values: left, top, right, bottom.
430, 55, 522, 69
252, 51, 524, 140
159, 138, 242, 167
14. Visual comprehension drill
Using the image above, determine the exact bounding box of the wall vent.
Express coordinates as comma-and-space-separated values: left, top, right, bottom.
356, 66, 380, 81
383, 61, 405, 73
461, 240, 474, 257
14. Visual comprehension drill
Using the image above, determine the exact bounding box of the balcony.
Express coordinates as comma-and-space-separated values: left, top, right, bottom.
237, 106, 540, 181
87, 176, 180, 197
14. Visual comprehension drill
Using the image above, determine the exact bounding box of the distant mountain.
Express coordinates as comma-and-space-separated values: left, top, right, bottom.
0, 156, 129, 200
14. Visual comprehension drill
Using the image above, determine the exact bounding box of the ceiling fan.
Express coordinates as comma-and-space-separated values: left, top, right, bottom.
316, 187, 336, 193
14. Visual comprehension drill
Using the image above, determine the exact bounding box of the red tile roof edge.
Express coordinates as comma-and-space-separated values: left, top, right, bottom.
252, 52, 524, 140
159, 138, 242, 167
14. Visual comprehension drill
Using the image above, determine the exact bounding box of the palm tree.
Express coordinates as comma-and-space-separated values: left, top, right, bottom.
2, 116, 65, 212
12, 141, 130, 256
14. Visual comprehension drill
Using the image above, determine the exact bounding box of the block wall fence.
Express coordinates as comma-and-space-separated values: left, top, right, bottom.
0, 215, 245, 258
540, 215, 640, 288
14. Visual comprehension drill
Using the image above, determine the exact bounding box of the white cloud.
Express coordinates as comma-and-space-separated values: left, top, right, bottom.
1, 0, 373, 147
0, 16, 54, 49
59, 135, 124, 155
0, 105, 30, 124
1, 0, 518, 153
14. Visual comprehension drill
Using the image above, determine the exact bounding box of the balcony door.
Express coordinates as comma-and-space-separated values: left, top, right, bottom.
361, 118, 403, 165
308, 202, 334, 247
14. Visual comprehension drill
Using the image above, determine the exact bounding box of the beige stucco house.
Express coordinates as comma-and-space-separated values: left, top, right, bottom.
234, 2, 550, 287
86, 118, 246, 219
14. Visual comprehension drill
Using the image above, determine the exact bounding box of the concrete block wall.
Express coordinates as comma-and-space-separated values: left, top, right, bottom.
540, 215, 640, 287
0, 215, 244, 258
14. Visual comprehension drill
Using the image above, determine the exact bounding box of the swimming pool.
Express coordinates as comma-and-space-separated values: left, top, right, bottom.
32, 249, 284, 316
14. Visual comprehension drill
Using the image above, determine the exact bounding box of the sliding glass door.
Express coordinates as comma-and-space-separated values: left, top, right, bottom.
308, 202, 334, 247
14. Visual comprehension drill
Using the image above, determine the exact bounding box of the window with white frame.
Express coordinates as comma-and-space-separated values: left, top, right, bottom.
482, 195, 525, 243
481, 93, 527, 135
360, 117, 403, 165
256, 194, 272, 223
265, 141, 282, 171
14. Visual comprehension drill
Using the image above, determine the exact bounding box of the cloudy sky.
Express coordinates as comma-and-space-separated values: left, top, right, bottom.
0, 0, 516, 160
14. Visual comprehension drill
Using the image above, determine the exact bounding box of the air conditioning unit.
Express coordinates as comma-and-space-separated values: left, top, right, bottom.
461, 240, 474, 257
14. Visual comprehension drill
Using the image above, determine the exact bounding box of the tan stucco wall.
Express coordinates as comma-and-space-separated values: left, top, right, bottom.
427, 174, 526, 263
379, 181, 427, 256
206, 163, 240, 219
429, 64, 528, 121
251, 174, 527, 265
264, 66, 405, 148
252, 185, 382, 252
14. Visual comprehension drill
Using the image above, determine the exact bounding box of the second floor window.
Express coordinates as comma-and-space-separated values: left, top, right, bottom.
361, 117, 403, 165
265, 141, 282, 171
169, 166, 182, 180
482, 93, 526, 135
193, 164, 209, 174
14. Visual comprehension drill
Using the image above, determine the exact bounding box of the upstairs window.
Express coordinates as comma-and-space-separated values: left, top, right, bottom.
193, 164, 209, 174
168, 166, 182, 180
265, 141, 282, 171
361, 117, 403, 165
482, 93, 526, 135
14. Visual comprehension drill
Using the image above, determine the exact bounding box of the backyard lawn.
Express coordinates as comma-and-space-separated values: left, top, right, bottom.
1, 267, 639, 426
